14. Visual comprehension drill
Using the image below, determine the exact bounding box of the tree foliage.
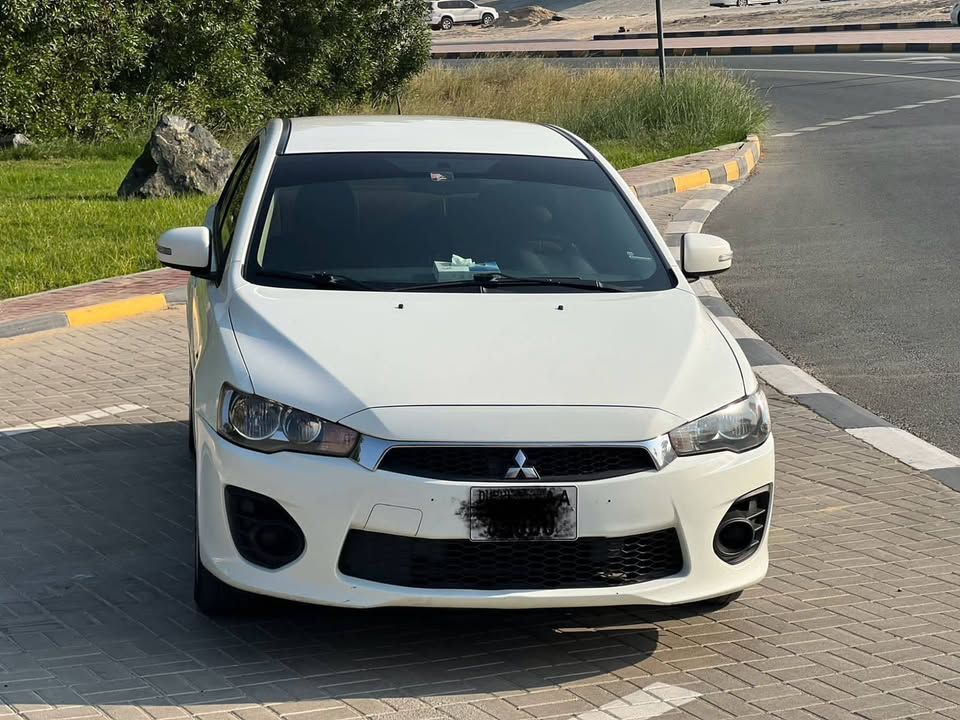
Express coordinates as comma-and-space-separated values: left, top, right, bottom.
0, 0, 430, 139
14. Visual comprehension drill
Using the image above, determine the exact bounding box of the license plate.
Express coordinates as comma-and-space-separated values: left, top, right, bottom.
468, 487, 577, 541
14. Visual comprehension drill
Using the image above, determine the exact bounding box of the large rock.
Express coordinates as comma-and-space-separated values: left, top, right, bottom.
118, 115, 234, 199
0, 133, 33, 149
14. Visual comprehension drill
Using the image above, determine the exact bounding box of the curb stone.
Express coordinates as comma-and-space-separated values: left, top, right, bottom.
593, 20, 951, 41
675, 188, 960, 489
0, 289, 186, 340
432, 42, 960, 59
629, 135, 760, 199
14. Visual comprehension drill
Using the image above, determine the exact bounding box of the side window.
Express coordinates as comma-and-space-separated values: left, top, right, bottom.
215, 139, 259, 270
437, 1, 454, 8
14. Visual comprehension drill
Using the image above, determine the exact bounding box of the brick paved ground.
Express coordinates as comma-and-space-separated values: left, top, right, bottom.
4, 310, 960, 720
3, 191, 960, 720
0, 269, 186, 324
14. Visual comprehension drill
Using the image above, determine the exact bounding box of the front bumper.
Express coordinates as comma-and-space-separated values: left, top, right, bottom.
196, 418, 774, 608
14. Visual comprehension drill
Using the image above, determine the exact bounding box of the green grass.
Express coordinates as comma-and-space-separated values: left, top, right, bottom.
0, 61, 767, 300
0, 158, 210, 299
377, 61, 768, 166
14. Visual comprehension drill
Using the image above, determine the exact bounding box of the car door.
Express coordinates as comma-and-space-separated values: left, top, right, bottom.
190, 137, 259, 385
460, 0, 482, 21
435, 0, 457, 22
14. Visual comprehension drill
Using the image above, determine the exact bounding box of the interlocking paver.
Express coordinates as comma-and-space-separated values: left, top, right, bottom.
3, 191, 960, 719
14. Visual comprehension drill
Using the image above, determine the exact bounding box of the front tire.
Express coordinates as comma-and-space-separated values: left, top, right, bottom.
481, 12, 495, 26
440, 15, 454, 29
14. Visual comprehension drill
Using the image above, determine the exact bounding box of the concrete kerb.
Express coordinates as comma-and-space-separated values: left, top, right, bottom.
431, 43, 960, 59
0, 289, 186, 340
631, 135, 760, 200
592, 20, 952, 41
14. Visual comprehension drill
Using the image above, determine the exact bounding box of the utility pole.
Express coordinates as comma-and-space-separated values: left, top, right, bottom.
655, 0, 666, 85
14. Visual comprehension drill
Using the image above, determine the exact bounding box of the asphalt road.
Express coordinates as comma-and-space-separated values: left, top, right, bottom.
625, 54, 960, 456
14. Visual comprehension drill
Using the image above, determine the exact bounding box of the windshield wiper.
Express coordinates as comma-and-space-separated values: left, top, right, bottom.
396, 273, 625, 293
252, 269, 377, 291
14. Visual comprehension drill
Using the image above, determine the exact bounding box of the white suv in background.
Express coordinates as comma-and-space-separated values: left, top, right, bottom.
430, 0, 499, 30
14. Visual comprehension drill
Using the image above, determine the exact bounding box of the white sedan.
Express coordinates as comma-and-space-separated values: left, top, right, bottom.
158, 116, 775, 614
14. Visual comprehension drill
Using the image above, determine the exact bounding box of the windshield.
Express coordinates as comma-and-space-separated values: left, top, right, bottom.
245, 152, 675, 292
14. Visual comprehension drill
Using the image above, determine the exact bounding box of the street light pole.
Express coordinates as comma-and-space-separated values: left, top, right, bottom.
655, 0, 666, 85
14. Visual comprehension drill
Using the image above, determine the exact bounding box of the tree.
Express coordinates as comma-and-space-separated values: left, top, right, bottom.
0, 0, 430, 139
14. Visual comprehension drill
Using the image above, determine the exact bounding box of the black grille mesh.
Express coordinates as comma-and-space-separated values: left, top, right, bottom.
338, 529, 683, 590
377, 446, 654, 480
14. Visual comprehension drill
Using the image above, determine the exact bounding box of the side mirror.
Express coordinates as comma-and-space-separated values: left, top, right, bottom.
157, 226, 211, 274
681, 232, 732, 278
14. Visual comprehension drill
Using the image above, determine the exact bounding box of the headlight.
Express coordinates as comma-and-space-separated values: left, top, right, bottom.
668, 389, 770, 456
218, 385, 358, 456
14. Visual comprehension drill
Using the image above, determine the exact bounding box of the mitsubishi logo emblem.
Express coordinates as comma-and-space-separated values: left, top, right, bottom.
505, 450, 540, 480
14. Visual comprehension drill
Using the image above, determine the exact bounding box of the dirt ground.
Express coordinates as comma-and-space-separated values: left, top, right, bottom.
434, 0, 955, 42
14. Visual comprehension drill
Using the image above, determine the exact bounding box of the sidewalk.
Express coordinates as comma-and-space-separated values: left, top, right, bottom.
432, 26, 960, 57
0, 268, 186, 324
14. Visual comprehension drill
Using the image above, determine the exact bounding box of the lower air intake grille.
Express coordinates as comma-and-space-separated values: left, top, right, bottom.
338, 529, 683, 590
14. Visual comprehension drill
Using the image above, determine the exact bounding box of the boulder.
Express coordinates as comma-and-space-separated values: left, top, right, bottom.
118, 115, 234, 199
0, 133, 33, 149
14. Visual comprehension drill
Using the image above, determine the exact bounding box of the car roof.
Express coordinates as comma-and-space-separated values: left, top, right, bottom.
283, 116, 586, 160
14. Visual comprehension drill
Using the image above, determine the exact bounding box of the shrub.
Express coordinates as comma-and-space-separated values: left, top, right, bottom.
0, 0, 430, 139
0, 0, 148, 138
364, 61, 768, 165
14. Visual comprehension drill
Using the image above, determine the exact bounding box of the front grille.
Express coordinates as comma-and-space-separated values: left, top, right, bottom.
338, 529, 683, 590
377, 446, 654, 481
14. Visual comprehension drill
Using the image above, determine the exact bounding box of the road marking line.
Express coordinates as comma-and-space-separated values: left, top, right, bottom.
576, 683, 701, 720
867, 55, 953, 63
732, 68, 960, 85
771, 132, 800, 137
843, 115, 872, 120
896, 104, 922, 109
867, 109, 898, 115
795, 126, 825, 132
755, 364, 836, 397
847, 427, 960, 472
919, 98, 949, 104
820, 120, 849, 126
0, 404, 146, 437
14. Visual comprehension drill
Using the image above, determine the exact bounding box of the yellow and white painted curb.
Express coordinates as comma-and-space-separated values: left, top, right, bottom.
0, 288, 185, 340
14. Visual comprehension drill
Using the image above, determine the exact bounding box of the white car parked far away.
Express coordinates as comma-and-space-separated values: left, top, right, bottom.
158, 116, 775, 615
429, 0, 498, 29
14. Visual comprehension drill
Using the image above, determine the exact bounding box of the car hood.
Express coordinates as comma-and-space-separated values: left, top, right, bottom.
229, 284, 746, 439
